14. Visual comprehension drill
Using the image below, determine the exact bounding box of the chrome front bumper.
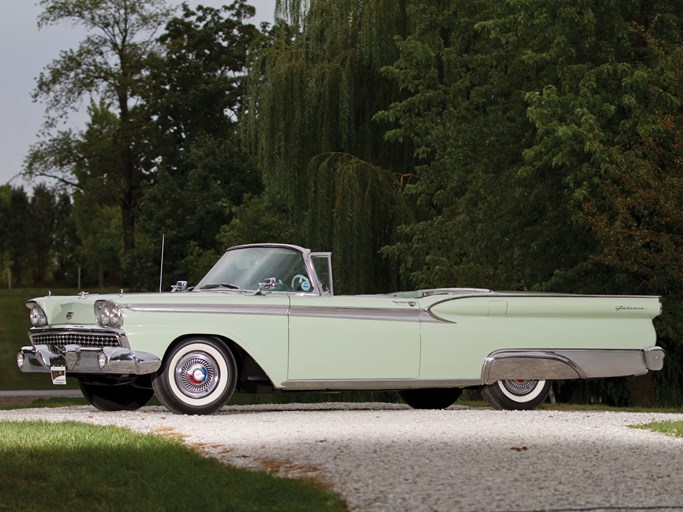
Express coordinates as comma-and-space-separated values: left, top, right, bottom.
17, 344, 161, 376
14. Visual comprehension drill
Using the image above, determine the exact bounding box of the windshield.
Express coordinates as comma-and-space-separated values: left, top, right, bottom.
195, 246, 313, 292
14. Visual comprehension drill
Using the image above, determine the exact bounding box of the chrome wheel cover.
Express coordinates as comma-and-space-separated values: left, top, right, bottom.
501, 379, 538, 396
174, 352, 220, 399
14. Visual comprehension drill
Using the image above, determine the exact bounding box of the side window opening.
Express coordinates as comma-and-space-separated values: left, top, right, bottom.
311, 253, 333, 295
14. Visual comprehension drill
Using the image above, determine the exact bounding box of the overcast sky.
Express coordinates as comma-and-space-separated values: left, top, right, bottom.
0, 0, 276, 190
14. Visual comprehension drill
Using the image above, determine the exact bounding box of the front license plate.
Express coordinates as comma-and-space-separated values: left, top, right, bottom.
50, 366, 67, 385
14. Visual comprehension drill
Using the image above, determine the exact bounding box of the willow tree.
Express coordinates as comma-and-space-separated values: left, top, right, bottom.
243, 0, 414, 293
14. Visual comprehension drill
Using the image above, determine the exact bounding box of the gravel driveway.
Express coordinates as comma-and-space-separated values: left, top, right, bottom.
2, 403, 683, 511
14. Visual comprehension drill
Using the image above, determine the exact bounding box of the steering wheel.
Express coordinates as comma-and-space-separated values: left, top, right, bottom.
291, 274, 311, 292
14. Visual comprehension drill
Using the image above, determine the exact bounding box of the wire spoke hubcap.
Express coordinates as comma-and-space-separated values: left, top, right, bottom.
175, 352, 220, 399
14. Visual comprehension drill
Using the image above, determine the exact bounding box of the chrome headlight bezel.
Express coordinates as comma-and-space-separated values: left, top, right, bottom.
28, 303, 48, 327
95, 300, 124, 329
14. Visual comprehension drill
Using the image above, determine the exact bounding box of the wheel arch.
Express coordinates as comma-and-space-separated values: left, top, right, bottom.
482, 350, 582, 385
161, 333, 274, 392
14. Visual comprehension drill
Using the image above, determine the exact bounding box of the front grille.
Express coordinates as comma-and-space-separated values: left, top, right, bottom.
30, 331, 122, 352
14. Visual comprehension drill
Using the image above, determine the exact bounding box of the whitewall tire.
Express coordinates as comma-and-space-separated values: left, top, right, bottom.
153, 337, 237, 415
481, 379, 552, 410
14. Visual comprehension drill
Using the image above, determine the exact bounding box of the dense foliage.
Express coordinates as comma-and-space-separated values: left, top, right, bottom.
5, 0, 683, 405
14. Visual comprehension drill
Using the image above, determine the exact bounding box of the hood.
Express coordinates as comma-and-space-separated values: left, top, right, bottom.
29, 290, 246, 327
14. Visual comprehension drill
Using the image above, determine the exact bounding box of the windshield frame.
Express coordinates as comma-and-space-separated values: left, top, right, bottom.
194, 244, 332, 296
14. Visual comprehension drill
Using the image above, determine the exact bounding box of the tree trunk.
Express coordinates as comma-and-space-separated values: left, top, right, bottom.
118, 90, 137, 287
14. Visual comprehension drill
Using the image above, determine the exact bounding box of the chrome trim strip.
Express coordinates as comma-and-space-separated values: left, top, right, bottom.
129, 303, 444, 323
437, 292, 660, 299
420, 309, 453, 324
29, 324, 126, 335
125, 304, 290, 316
124, 302, 445, 323
289, 305, 422, 322
280, 379, 481, 390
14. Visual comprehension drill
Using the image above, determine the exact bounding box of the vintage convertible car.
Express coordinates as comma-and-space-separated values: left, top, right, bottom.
17, 243, 665, 414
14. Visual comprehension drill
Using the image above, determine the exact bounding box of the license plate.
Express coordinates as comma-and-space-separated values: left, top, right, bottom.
50, 366, 67, 385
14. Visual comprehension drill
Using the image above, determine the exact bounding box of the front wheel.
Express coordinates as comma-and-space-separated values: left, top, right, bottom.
481, 379, 552, 411
79, 376, 154, 411
152, 337, 237, 415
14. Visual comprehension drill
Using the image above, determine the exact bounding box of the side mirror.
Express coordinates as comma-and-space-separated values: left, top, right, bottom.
255, 277, 277, 295
171, 280, 188, 292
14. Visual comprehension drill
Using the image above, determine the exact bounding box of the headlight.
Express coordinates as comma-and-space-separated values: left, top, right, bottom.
28, 304, 48, 327
95, 301, 124, 329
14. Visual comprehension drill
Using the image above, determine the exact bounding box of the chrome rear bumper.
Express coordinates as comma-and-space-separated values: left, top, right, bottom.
643, 346, 665, 371
17, 344, 161, 376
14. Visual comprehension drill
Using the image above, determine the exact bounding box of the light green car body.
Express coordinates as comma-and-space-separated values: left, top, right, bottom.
18, 243, 665, 413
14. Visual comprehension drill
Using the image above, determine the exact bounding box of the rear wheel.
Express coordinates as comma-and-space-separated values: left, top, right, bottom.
399, 388, 463, 409
78, 377, 154, 411
152, 337, 237, 415
481, 379, 551, 410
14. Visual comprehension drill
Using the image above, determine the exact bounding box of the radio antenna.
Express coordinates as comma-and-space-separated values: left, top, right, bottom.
159, 233, 165, 293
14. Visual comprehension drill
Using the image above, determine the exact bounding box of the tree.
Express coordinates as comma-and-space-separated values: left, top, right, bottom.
51, 191, 79, 286
377, 1, 682, 292
0, 186, 16, 287
135, 1, 262, 288
377, 0, 683, 405
28, 184, 60, 284
509, 2, 683, 404
70, 104, 126, 287
0, 184, 72, 287
26, 0, 174, 286
243, 0, 414, 293
375, 1, 601, 291
3, 187, 33, 286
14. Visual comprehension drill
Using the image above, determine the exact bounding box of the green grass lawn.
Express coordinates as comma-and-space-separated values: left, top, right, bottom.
0, 421, 346, 511
635, 420, 683, 438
